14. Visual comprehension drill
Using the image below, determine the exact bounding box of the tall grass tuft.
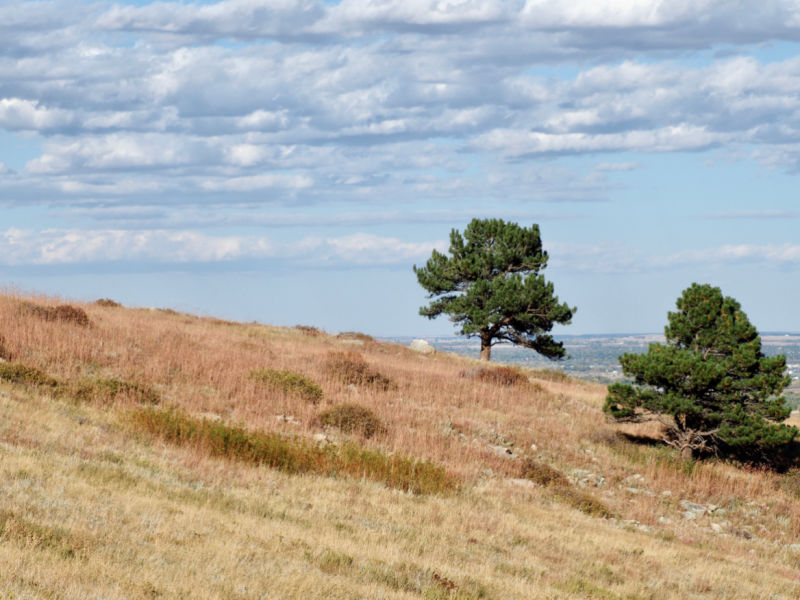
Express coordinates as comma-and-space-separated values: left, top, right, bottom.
325, 351, 394, 390
128, 407, 458, 495
319, 403, 384, 438
250, 368, 323, 403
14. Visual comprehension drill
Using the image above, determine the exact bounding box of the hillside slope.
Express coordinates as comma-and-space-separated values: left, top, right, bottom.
1, 293, 800, 599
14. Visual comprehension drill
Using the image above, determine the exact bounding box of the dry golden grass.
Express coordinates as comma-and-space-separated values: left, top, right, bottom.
1, 290, 800, 598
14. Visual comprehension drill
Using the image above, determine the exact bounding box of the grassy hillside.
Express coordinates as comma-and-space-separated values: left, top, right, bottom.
2, 292, 800, 598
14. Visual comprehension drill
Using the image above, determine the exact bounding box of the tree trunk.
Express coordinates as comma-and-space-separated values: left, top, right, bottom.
680, 445, 693, 460
479, 334, 492, 361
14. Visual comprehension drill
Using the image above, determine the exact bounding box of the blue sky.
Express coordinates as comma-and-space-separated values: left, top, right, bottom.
2, 0, 800, 337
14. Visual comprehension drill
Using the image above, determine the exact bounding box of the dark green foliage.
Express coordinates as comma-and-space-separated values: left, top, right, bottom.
319, 403, 384, 438
72, 377, 160, 406
129, 407, 458, 495
604, 283, 797, 460
414, 218, 574, 361
250, 368, 323, 403
325, 351, 394, 390
0, 362, 59, 388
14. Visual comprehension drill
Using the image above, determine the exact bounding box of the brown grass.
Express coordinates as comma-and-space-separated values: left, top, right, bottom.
3, 290, 800, 597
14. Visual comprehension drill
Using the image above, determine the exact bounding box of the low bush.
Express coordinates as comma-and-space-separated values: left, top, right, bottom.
474, 365, 529, 386
128, 407, 458, 495
95, 298, 121, 307
250, 368, 323, 403
519, 458, 614, 518
19, 301, 90, 326
519, 458, 570, 487
0, 362, 59, 389
325, 351, 394, 390
295, 325, 324, 337
337, 331, 375, 343
319, 403, 384, 438
71, 377, 160, 406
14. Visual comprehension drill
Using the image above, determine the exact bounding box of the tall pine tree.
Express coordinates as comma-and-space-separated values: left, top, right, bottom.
414, 218, 574, 361
604, 283, 796, 460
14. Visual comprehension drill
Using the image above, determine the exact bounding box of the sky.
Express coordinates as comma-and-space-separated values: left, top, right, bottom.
2, 0, 800, 338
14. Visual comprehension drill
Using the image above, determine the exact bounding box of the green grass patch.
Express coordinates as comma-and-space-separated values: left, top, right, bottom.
0, 362, 60, 388
128, 407, 458, 495
319, 403, 384, 438
0, 510, 86, 559
71, 376, 160, 406
250, 368, 323, 403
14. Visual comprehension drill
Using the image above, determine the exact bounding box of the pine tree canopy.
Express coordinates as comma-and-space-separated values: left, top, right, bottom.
413, 218, 574, 361
604, 283, 797, 459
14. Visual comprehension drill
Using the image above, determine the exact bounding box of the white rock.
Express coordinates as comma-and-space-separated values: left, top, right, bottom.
409, 339, 435, 354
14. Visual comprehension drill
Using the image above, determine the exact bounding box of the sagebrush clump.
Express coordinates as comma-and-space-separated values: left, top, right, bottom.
325, 351, 394, 390
319, 403, 384, 438
250, 368, 323, 403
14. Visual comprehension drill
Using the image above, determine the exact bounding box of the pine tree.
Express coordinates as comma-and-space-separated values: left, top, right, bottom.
604, 283, 797, 460
413, 218, 575, 361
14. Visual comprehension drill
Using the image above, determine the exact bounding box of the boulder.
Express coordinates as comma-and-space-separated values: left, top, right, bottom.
409, 339, 435, 354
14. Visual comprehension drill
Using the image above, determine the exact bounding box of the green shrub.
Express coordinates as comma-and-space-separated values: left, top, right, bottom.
250, 368, 323, 403
0, 362, 59, 388
319, 403, 384, 438
325, 351, 394, 390
72, 377, 160, 406
128, 407, 458, 495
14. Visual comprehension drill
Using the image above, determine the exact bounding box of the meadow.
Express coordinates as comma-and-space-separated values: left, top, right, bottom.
2, 291, 800, 598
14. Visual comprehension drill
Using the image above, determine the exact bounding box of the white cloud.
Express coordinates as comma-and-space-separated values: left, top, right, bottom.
0, 228, 443, 267
0, 98, 74, 131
